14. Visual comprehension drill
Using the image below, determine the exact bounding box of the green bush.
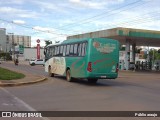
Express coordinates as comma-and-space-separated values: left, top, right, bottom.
0, 52, 12, 60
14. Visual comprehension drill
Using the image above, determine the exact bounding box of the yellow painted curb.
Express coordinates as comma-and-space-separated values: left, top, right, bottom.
0, 77, 47, 87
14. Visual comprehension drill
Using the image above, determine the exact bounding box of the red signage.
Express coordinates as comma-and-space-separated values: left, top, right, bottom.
37, 44, 40, 59
37, 39, 40, 43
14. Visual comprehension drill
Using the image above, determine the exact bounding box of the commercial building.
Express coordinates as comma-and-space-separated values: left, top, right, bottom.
7, 34, 31, 49
0, 28, 31, 53
0, 28, 7, 52
67, 27, 160, 70
17, 47, 44, 61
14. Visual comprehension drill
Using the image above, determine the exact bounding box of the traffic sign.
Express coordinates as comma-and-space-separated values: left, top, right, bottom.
37, 39, 40, 43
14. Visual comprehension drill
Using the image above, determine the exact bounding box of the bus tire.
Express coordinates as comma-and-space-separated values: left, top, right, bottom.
88, 78, 98, 83
66, 69, 72, 82
48, 66, 54, 77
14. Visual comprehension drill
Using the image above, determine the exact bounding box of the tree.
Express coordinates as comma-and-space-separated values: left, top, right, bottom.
135, 48, 142, 53
149, 49, 160, 62
44, 40, 52, 47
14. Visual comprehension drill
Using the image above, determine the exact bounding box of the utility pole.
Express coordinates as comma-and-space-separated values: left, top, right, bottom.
8, 33, 15, 61
152, 49, 155, 68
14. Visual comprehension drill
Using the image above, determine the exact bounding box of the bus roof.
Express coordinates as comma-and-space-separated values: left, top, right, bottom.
46, 38, 118, 47
62, 38, 92, 44
46, 38, 91, 47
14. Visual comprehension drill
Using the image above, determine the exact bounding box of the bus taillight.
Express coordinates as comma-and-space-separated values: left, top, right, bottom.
87, 62, 92, 72
116, 63, 119, 73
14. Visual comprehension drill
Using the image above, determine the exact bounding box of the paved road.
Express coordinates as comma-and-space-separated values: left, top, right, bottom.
0, 62, 160, 120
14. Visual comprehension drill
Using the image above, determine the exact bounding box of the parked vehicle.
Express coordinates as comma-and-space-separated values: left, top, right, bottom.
29, 59, 44, 66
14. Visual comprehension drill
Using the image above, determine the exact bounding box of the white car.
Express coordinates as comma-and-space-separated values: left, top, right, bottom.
29, 59, 44, 66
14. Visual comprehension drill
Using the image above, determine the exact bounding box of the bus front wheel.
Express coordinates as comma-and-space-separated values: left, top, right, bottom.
48, 67, 54, 77
66, 69, 72, 82
88, 78, 98, 83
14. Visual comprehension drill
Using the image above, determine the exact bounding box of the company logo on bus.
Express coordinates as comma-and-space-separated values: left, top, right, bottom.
93, 41, 116, 54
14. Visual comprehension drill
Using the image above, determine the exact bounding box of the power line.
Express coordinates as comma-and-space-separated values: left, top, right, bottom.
0, 18, 67, 37
52, 0, 145, 30
0, 0, 156, 39
1, 0, 143, 34
68, 11, 160, 36
52, 0, 151, 33
97, 11, 160, 30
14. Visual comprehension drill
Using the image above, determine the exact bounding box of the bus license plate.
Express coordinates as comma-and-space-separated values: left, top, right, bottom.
101, 76, 106, 78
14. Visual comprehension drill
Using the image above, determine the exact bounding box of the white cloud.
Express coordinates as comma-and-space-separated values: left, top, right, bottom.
13, 20, 26, 25
1, 0, 25, 5
32, 26, 67, 38
69, 0, 125, 9
0, 7, 21, 13
31, 32, 66, 47
0, 7, 40, 18
69, 0, 106, 9
31, 1, 67, 13
0, 22, 15, 31
69, 0, 80, 2
32, 26, 56, 33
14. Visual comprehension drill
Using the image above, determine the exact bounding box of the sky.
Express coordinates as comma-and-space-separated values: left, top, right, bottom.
0, 0, 160, 47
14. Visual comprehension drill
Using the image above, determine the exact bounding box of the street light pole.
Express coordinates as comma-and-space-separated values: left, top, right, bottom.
8, 33, 15, 61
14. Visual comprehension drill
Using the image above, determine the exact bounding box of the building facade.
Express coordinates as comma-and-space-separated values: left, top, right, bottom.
7, 34, 31, 48
0, 28, 7, 52
18, 48, 45, 61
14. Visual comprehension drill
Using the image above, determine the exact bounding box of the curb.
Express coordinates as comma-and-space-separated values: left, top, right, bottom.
0, 76, 47, 87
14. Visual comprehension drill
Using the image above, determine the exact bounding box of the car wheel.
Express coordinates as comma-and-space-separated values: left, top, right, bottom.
31, 63, 35, 66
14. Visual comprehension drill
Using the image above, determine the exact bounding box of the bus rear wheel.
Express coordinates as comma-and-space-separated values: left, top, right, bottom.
66, 69, 72, 82
48, 67, 54, 77
88, 78, 98, 83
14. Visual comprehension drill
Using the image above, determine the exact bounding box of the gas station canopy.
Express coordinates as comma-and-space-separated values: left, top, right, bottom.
67, 27, 160, 47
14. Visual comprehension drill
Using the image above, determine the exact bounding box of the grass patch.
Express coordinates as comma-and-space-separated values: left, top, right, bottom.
0, 67, 25, 80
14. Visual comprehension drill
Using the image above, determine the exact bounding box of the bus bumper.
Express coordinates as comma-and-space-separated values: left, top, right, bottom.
86, 73, 118, 79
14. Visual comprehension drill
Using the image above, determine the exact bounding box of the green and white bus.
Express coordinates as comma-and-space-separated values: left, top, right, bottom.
44, 38, 119, 83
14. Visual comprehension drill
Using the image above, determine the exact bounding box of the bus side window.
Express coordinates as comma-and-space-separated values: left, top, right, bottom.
49, 47, 51, 57
78, 43, 82, 56
54, 46, 57, 56
49, 47, 53, 57
52, 47, 55, 56
70, 44, 74, 56
66, 45, 70, 56
82, 42, 87, 56
60, 46, 63, 56
74, 44, 78, 56
85, 42, 87, 55
57, 46, 60, 56
63, 45, 66, 56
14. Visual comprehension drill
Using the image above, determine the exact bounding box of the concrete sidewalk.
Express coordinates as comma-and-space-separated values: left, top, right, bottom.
0, 62, 47, 87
